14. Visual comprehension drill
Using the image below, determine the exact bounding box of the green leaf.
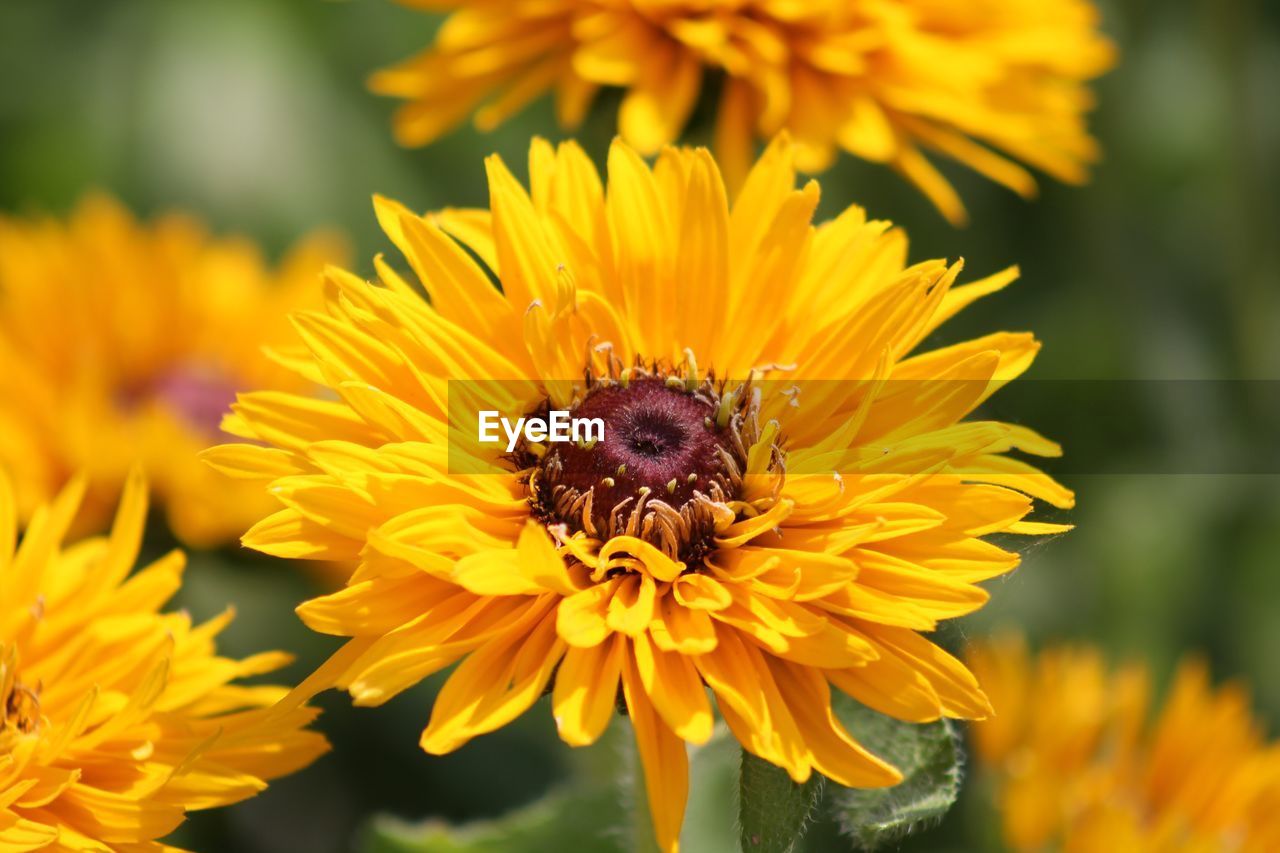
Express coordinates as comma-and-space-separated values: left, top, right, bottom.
362, 786, 626, 853
738, 750, 825, 853
826, 697, 962, 851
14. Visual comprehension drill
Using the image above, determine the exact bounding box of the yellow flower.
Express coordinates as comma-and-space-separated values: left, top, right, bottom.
208, 136, 1073, 851
0, 195, 346, 548
967, 636, 1280, 852
371, 0, 1115, 224
0, 469, 327, 850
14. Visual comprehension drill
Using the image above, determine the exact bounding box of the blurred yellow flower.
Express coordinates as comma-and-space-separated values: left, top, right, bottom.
208, 136, 1072, 851
0, 195, 346, 547
0, 469, 327, 850
968, 636, 1280, 852
371, 0, 1115, 224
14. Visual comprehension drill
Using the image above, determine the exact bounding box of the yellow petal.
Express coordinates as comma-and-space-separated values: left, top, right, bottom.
200, 443, 301, 481
672, 573, 731, 611
767, 659, 903, 788
650, 594, 718, 655
552, 634, 624, 747
621, 654, 689, 853
557, 578, 620, 648
631, 632, 714, 744
606, 573, 657, 636
243, 509, 362, 561
421, 605, 564, 753
599, 536, 684, 582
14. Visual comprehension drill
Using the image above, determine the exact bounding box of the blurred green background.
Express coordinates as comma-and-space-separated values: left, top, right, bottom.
2, 0, 1279, 850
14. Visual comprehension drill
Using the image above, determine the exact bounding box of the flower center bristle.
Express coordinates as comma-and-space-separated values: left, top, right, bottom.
523, 365, 760, 561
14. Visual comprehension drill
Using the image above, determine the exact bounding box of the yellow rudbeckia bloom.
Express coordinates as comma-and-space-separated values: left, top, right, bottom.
0, 470, 327, 850
968, 637, 1280, 852
372, 0, 1115, 224
0, 195, 345, 547
208, 136, 1073, 852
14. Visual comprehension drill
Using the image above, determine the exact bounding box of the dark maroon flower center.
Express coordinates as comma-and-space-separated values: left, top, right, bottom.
524, 371, 757, 560
549, 379, 730, 520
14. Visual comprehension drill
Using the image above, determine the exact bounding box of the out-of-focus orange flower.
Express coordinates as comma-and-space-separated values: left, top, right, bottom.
0, 194, 346, 547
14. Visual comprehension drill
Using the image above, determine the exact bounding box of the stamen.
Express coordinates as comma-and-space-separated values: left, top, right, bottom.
682, 349, 699, 391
